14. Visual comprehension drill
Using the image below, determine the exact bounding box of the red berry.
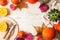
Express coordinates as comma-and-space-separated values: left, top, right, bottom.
37, 37, 42, 40
39, 3, 49, 12
10, 4, 16, 10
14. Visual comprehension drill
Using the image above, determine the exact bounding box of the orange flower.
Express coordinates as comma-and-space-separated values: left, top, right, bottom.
17, 31, 25, 38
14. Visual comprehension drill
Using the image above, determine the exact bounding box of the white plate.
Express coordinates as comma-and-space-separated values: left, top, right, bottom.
0, 17, 19, 40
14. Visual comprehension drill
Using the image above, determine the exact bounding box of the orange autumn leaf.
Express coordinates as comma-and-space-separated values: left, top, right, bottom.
16, 0, 28, 10
33, 23, 47, 37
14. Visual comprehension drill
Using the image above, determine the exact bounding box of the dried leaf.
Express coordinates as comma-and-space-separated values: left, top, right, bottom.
33, 23, 47, 37
34, 26, 42, 37
34, 26, 42, 33
16, 0, 28, 10
42, 23, 47, 29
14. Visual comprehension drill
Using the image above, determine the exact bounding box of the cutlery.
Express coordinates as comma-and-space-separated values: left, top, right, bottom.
4, 23, 16, 40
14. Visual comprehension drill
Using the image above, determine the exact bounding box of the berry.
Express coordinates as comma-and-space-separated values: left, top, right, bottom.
10, 4, 16, 10
39, 3, 49, 12
37, 37, 42, 40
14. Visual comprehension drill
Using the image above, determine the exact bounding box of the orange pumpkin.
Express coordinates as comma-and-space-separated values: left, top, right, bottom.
54, 24, 60, 32
42, 28, 55, 40
0, 0, 7, 6
11, 0, 20, 4
28, 0, 38, 4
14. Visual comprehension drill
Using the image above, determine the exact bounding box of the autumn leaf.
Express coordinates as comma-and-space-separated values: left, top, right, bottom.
42, 23, 47, 29
34, 26, 42, 37
34, 26, 42, 33
33, 23, 47, 37
16, 0, 28, 10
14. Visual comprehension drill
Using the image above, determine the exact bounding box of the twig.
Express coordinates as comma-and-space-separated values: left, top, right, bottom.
43, 15, 53, 26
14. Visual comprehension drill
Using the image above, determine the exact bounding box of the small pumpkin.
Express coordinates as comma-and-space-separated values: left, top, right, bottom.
28, 0, 38, 4
42, 28, 55, 40
0, 0, 7, 6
